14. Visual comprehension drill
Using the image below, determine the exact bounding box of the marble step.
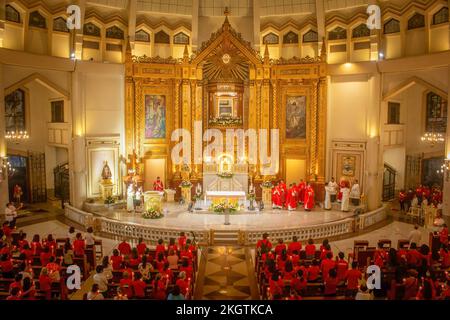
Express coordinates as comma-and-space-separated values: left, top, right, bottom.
213, 230, 240, 244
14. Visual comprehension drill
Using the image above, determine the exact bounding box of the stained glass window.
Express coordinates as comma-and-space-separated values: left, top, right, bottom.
174, 32, 190, 45
384, 19, 400, 34
135, 30, 150, 42
6, 5, 20, 23
155, 30, 170, 44
433, 7, 449, 25
263, 33, 279, 44
106, 26, 124, 39
426, 92, 447, 133
29, 11, 46, 29
328, 27, 347, 40
5, 89, 26, 133
84, 23, 101, 37
352, 24, 370, 38
53, 17, 69, 32
303, 30, 318, 43
283, 31, 298, 44
408, 13, 425, 30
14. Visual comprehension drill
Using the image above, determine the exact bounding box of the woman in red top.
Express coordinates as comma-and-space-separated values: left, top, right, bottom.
374, 243, 387, 267
73, 233, 85, 256
274, 239, 287, 256
136, 237, 147, 256
320, 244, 333, 261
179, 258, 193, 279
132, 273, 147, 299
175, 271, 189, 296
44, 234, 57, 254
1, 254, 14, 278
345, 261, 362, 296
20, 277, 36, 300
129, 248, 141, 269
161, 262, 174, 283
111, 249, 123, 270
178, 232, 187, 248
168, 238, 178, 253
155, 252, 167, 272
40, 247, 53, 266
324, 268, 338, 296
155, 239, 166, 256
152, 273, 168, 300
39, 267, 52, 300
31, 234, 43, 255
18, 232, 29, 249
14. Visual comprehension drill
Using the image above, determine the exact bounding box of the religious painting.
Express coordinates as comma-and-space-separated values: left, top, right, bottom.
53, 17, 69, 32
341, 156, 356, 177
29, 11, 46, 29
5, 89, 26, 133
106, 26, 124, 39
425, 92, 447, 133
145, 95, 166, 139
6, 5, 20, 23
285, 96, 306, 139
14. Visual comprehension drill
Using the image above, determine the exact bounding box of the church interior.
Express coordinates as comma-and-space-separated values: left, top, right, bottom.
0, 0, 449, 302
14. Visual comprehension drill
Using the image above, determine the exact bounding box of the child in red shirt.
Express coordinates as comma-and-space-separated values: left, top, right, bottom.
132, 273, 147, 298
324, 269, 338, 296
320, 252, 335, 281
155, 239, 166, 256
178, 232, 187, 248
111, 249, 123, 270
73, 233, 85, 256
345, 261, 362, 295
305, 239, 316, 259
136, 237, 147, 256
168, 238, 178, 253
335, 252, 349, 282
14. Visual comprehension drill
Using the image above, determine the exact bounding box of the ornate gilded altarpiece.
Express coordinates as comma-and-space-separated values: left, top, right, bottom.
125, 16, 328, 199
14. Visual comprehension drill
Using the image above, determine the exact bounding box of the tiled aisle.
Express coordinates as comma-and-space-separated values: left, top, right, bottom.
194, 246, 260, 300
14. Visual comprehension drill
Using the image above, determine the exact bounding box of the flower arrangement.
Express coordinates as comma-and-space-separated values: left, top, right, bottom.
261, 181, 273, 188
210, 201, 239, 213
247, 192, 256, 201
180, 180, 192, 188
104, 196, 115, 205
208, 116, 243, 126
142, 207, 164, 219
217, 172, 233, 179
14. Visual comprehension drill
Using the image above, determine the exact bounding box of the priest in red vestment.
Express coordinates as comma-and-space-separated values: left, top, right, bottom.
153, 177, 164, 191
286, 185, 298, 211
304, 183, 315, 211
272, 185, 282, 209
297, 180, 306, 204
279, 180, 287, 209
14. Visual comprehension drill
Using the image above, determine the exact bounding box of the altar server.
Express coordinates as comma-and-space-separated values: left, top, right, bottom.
324, 185, 333, 210
349, 179, 361, 206
279, 180, 287, 209
297, 180, 306, 204
327, 178, 338, 203
304, 183, 315, 211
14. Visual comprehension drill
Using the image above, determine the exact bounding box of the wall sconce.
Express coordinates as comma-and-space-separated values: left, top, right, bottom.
438, 159, 450, 182
0, 157, 15, 182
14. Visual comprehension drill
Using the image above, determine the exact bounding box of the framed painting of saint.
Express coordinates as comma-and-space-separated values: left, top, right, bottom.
286, 96, 306, 139
145, 95, 166, 139
5, 89, 26, 133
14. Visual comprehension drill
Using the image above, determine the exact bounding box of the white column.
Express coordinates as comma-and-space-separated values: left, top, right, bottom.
253, 0, 260, 52
74, 0, 86, 60
191, 0, 199, 52
70, 69, 87, 208
0, 0, 5, 48
315, 0, 325, 56
366, 73, 382, 211
0, 63, 9, 208
128, 0, 137, 50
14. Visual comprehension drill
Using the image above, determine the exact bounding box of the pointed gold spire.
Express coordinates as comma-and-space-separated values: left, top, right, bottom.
125, 36, 132, 63
319, 37, 327, 62
183, 44, 189, 63
222, 6, 231, 31
264, 42, 270, 64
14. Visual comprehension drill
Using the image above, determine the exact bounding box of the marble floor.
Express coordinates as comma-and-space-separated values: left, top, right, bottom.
93, 204, 355, 231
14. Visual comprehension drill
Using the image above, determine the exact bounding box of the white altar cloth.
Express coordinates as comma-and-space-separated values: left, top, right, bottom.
205, 191, 246, 200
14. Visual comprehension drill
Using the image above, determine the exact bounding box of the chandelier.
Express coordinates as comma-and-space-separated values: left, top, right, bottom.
0, 157, 15, 182
5, 130, 29, 140
420, 132, 445, 145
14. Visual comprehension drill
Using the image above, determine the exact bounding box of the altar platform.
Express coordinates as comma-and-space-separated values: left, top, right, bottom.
65, 202, 388, 246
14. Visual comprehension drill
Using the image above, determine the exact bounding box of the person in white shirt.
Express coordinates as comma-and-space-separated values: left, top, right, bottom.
87, 284, 104, 300
408, 225, 422, 245
350, 180, 361, 206
328, 178, 338, 203
4, 203, 18, 226
167, 249, 179, 269
355, 285, 374, 300
92, 266, 109, 294
85, 227, 95, 247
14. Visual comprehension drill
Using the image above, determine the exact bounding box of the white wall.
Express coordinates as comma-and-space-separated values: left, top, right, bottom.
383, 147, 406, 190
198, 16, 254, 47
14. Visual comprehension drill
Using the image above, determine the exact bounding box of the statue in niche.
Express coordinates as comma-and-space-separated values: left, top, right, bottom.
101, 161, 112, 181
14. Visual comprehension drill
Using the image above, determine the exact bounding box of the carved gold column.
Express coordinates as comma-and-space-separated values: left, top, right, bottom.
261, 79, 270, 130
309, 79, 319, 180
181, 79, 191, 165
125, 45, 135, 156
135, 78, 143, 158
271, 80, 278, 129
317, 77, 327, 182
174, 79, 181, 130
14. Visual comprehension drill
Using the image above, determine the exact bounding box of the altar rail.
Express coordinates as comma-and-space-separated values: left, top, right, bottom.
65, 204, 387, 246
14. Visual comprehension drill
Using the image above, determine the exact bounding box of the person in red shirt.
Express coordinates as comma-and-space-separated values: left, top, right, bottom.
287, 236, 301, 255
20, 244, 34, 260
175, 271, 190, 296
323, 268, 338, 296
406, 243, 423, 267
335, 252, 349, 283
282, 261, 295, 282
44, 234, 57, 253
9, 274, 23, 294
320, 244, 333, 261
155, 239, 166, 256
274, 239, 287, 256
46, 256, 61, 276
2, 222, 12, 238
440, 244, 450, 268
31, 234, 43, 255
320, 252, 336, 281
168, 238, 178, 253
119, 271, 134, 298
40, 247, 53, 266
268, 271, 284, 298
398, 189, 407, 212
118, 238, 132, 256
20, 277, 36, 300
290, 269, 307, 295
136, 237, 147, 256
73, 233, 85, 256
305, 239, 316, 259
374, 243, 387, 267
178, 232, 187, 248
39, 267, 52, 300
152, 273, 168, 300
111, 249, 123, 270
307, 260, 320, 282
257, 233, 273, 252
345, 261, 362, 297
155, 252, 166, 272
0, 242, 10, 256
179, 258, 193, 279
132, 273, 147, 299
291, 250, 300, 266
7, 287, 21, 300
416, 277, 436, 300
129, 248, 141, 268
